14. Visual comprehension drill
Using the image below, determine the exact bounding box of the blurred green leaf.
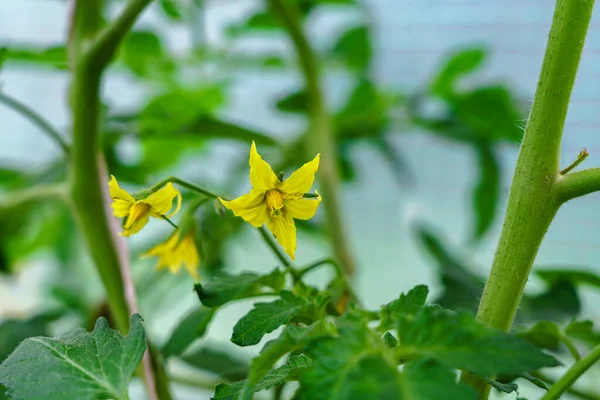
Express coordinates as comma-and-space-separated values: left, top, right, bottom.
331, 25, 372, 72
380, 285, 429, 330
275, 90, 308, 114
519, 279, 580, 322
120, 30, 175, 79
516, 321, 561, 351
231, 291, 307, 346
0, 48, 6, 70
383, 332, 398, 348
159, 0, 183, 20
181, 116, 278, 147
397, 307, 561, 376
181, 347, 249, 381
535, 268, 600, 289
472, 145, 500, 240
195, 268, 286, 307
485, 378, 518, 394
214, 354, 313, 400
565, 320, 600, 347
0, 313, 61, 362
227, 12, 282, 37
162, 307, 216, 357
0, 315, 145, 400
431, 48, 486, 97
401, 360, 477, 400
335, 80, 388, 139
1, 45, 68, 69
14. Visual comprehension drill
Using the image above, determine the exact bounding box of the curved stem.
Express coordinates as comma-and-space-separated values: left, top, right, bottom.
461, 0, 595, 397
0, 92, 70, 155
150, 176, 221, 199
541, 344, 600, 400
555, 167, 600, 202
298, 258, 337, 277
269, 0, 356, 276
0, 183, 67, 210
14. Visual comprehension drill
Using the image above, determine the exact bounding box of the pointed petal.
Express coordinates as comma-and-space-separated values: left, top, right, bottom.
112, 199, 132, 218
266, 213, 297, 260
145, 182, 181, 217
122, 213, 150, 236
142, 232, 180, 257
124, 202, 151, 229
219, 189, 268, 228
249, 141, 278, 191
279, 154, 320, 195
181, 234, 200, 280
109, 175, 135, 203
284, 192, 321, 220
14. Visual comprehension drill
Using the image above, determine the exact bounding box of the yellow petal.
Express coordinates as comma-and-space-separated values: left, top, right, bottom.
142, 232, 180, 258
180, 234, 200, 280
249, 141, 278, 191
145, 182, 181, 217
279, 154, 320, 195
122, 213, 150, 236
266, 213, 297, 260
109, 175, 135, 203
284, 192, 321, 220
112, 199, 132, 218
124, 202, 151, 230
219, 189, 268, 228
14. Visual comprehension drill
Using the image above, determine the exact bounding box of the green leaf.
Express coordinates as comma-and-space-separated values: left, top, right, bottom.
518, 278, 580, 322
383, 332, 398, 348
565, 320, 600, 347
298, 313, 404, 400
397, 307, 561, 376
181, 115, 278, 147
517, 321, 561, 351
401, 360, 477, 400
0, 48, 6, 70
0, 314, 146, 400
275, 90, 308, 114
331, 25, 372, 72
121, 30, 174, 79
182, 347, 249, 381
231, 291, 306, 346
485, 378, 518, 394
519, 371, 549, 391
195, 268, 285, 307
1, 45, 68, 69
159, 0, 183, 20
161, 307, 216, 357
380, 284, 429, 329
0, 312, 61, 362
213, 354, 313, 400
431, 48, 486, 97
226, 12, 282, 37
535, 268, 600, 289
472, 145, 500, 240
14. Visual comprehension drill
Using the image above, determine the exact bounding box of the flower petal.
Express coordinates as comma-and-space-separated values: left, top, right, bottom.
122, 213, 150, 236
279, 154, 320, 195
112, 199, 132, 218
109, 175, 135, 203
180, 234, 200, 280
266, 213, 297, 260
219, 189, 268, 228
249, 141, 278, 191
142, 232, 180, 257
145, 182, 181, 217
284, 192, 321, 220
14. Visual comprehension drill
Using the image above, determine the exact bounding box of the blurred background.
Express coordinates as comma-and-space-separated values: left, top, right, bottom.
1, 0, 600, 399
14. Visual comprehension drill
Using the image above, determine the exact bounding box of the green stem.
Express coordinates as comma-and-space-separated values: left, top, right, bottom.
542, 344, 600, 400
560, 334, 582, 361
150, 176, 221, 199
534, 371, 600, 400
269, 0, 356, 276
461, 0, 595, 397
555, 167, 600, 202
298, 258, 337, 277
560, 148, 589, 175
258, 226, 298, 278
0, 184, 67, 210
0, 92, 70, 155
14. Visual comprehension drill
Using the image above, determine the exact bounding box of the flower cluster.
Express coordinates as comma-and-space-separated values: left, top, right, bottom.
109, 142, 321, 279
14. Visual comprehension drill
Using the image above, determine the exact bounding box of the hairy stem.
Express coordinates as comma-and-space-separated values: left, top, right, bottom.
541, 344, 600, 400
269, 0, 356, 276
0, 92, 70, 155
461, 0, 595, 397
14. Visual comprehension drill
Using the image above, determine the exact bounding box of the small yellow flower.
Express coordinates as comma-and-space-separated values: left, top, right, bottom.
109, 176, 182, 236
219, 141, 321, 260
142, 231, 200, 280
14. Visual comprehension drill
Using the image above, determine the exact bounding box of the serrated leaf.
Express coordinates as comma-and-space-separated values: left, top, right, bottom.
231, 291, 306, 346
402, 360, 477, 399
485, 378, 518, 394
431, 48, 486, 97
331, 25, 372, 71
472, 144, 500, 240
380, 285, 429, 329
0, 314, 146, 400
162, 307, 216, 357
195, 268, 285, 307
0, 312, 61, 362
397, 307, 560, 376
159, 0, 183, 20
182, 347, 249, 381
565, 320, 600, 347
213, 354, 313, 400
517, 321, 561, 350
519, 371, 549, 391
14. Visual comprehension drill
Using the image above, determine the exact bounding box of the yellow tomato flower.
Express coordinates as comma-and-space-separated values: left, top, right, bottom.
142, 231, 200, 280
219, 141, 321, 260
109, 175, 182, 236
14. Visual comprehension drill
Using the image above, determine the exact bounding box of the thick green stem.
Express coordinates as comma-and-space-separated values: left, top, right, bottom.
555, 167, 600, 202
542, 344, 600, 400
462, 0, 595, 397
0, 92, 70, 155
269, 0, 356, 276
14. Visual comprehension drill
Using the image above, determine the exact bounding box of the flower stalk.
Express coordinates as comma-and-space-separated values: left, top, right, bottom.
461, 0, 596, 397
